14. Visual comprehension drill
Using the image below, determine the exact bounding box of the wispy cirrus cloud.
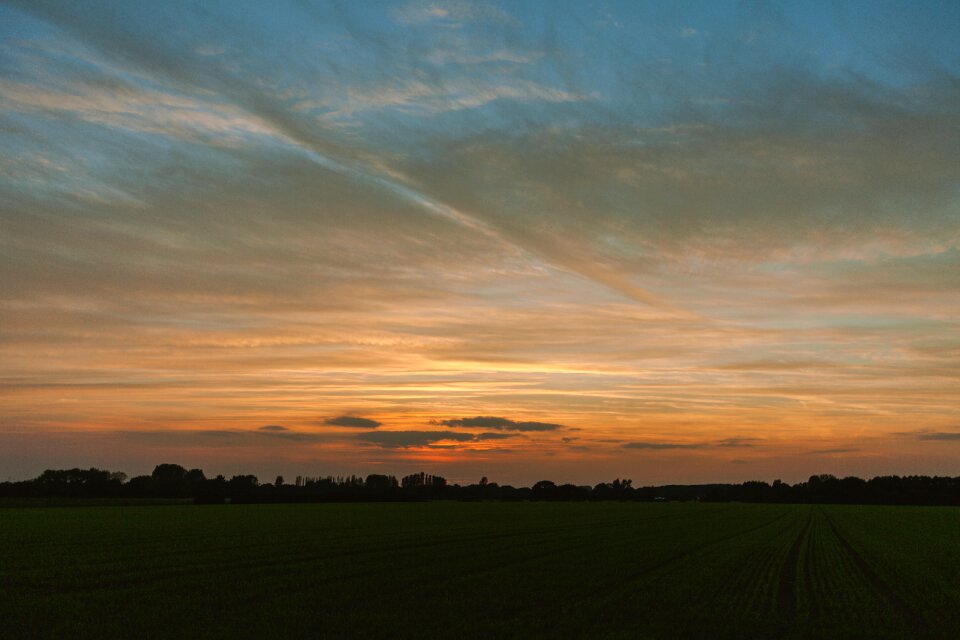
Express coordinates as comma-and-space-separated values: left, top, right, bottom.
304, 78, 588, 121
392, 0, 520, 27
0, 77, 275, 144
1, 1, 958, 485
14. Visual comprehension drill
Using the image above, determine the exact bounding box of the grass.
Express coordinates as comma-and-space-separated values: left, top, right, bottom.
1, 502, 957, 638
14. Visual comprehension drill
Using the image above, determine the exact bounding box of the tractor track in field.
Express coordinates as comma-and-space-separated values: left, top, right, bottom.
776, 509, 812, 620
16, 511, 678, 598
634, 510, 788, 580
527, 508, 794, 633
606, 510, 791, 591
802, 517, 821, 620
10, 525, 574, 595
225, 527, 612, 614
217, 510, 711, 616
823, 511, 923, 629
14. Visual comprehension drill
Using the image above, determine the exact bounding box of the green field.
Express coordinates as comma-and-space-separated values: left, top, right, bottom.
2, 503, 958, 639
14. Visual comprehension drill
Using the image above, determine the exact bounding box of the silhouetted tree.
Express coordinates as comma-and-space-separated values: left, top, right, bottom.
364, 474, 398, 496
151, 463, 191, 498
30, 468, 123, 498
228, 475, 259, 503
3, 464, 959, 506
531, 480, 557, 500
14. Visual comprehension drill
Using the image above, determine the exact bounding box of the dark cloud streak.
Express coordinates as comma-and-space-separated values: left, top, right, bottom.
325, 416, 382, 429
622, 442, 704, 450
918, 433, 960, 441
356, 430, 475, 449
439, 416, 563, 431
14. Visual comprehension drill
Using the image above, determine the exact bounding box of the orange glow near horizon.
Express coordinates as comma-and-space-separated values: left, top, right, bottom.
1, 2, 959, 484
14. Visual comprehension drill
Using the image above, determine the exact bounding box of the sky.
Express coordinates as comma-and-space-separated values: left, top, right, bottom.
1, 0, 958, 485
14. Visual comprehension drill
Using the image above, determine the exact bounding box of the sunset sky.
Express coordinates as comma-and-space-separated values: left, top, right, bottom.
1, 1, 958, 485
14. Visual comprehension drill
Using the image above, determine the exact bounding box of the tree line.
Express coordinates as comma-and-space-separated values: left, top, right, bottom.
2, 466, 960, 505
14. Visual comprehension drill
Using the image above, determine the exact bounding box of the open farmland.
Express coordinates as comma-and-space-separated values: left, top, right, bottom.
1, 502, 958, 639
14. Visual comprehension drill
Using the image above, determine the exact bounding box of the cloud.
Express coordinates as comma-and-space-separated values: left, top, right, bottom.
424, 48, 543, 66
194, 44, 226, 57
254, 428, 329, 442
439, 416, 511, 428
404, 73, 960, 271
715, 360, 827, 372
1, 1, 663, 309
355, 429, 523, 448
622, 441, 704, 450
0, 77, 274, 145
622, 437, 761, 450
714, 437, 761, 448
258, 425, 288, 431
439, 416, 563, 431
2, 1, 958, 483
315, 78, 587, 119
393, 1, 519, 27
474, 432, 516, 440
189, 430, 244, 439
802, 448, 861, 455
84, 428, 332, 445
917, 433, 960, 441
356, 430, 476, 448
325, 416, 382, 429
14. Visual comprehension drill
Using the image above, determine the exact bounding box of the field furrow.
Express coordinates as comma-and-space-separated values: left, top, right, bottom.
2, 502, 958, 639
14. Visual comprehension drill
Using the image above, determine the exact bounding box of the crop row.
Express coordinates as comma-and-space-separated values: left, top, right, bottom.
1, 502, 957, 638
